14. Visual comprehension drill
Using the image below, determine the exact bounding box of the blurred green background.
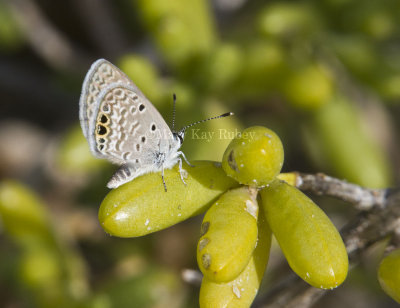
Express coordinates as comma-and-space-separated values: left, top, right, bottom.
0, 0, 399, 307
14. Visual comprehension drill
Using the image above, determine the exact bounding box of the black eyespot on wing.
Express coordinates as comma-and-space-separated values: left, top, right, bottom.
97, 125, 107, 135
136, 144, 140, 151
102, 104, 110, 112
100, 114, 108, 123
99, 138, 105, 143
151, 124, 156, 131
141, 136, 146, 143
99, 144, 105, 151
139, 104, 145, 112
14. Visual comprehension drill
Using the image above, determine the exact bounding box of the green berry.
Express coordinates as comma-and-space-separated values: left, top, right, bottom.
118, 55, 162, 103
197, 186, 259, 282
99, 161, 239, 237
222, 126, 284, 187
57, 125, 106, 175
137, 0, 215, 67
283, 64, 333, 110
311, 97, 391, 188
378, 249, 400, 303
0, 180, 51, 244
199, 207, 272, 307
257, 3, 315, 38
20, 247, 61, 287
201, 43, 243, 92
260, 180, 348, 289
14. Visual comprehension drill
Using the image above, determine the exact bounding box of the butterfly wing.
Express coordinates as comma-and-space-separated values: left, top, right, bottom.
79, 59, 147, 139
88, 83, 174, 167
80, 59, 180, 188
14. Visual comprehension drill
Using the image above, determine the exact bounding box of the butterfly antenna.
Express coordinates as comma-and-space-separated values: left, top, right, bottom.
171, 93, 177, 131
180, 112, 234, 133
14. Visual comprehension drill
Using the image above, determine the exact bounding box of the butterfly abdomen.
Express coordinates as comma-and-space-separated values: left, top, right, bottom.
107, 164, 135, 188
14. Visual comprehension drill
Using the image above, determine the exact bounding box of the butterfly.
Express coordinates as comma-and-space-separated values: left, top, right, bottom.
79, 59, 232, 191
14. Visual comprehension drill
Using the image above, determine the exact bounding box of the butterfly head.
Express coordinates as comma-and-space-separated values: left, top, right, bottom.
170, 94, 233, 148
173, 130, 186, 146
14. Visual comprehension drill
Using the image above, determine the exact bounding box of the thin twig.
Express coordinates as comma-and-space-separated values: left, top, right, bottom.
293, 172, 386, 210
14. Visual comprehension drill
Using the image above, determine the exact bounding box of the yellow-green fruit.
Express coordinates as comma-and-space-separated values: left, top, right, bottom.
310, 97, 391, 188
222, 126, 284, 187
137, 0, 215, 67
0, 180, 51, 245
260, 181, 348, 289
257, 3, 315, 38
118, 55, 162, 103
57, 125, 106, 174
378, 249, 400, 303
101, 265, 184, 308
199, 207, 272, 308
379, 74, 400, 100
203, 43, 243, 91
99, 161, 239, 237
283, 64, 333, 110
0, 3, 24, 50
197, 186, 259, 283
19, 247, 70, 307
276, 172, 298, 186
20, 247, 62, 287
238, 41, 286, 97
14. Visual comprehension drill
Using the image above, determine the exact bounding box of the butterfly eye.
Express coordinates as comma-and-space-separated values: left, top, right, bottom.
139, 104, 145, 112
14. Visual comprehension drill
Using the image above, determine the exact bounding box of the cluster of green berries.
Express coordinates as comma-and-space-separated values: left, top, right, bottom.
378, 249, 400, 303
99, 126, 350, 307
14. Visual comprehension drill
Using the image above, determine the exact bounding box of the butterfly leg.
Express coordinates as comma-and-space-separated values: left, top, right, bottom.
161, 165, 167, 192
177, 157, 187, 186
177, 151, 194, 167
